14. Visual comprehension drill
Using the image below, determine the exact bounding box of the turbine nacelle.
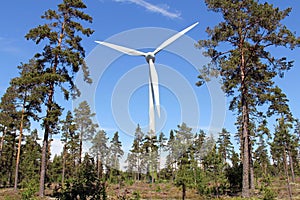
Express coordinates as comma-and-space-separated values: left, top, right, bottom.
145, 52, 155, 63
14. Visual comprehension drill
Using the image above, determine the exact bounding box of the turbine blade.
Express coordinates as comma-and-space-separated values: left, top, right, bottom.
149, 59, 160, 118
95, 41, 146, 56
153, 22, 199, 55
149, 78, 155, 133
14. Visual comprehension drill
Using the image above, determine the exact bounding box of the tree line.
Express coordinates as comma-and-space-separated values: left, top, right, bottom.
0, 0, 300, 199
1, 109, 299, 199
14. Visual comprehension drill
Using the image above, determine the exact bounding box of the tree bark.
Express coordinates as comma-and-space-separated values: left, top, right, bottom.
288, 150, 295, 183
39, 85, 53, 197
241, 104, 250, 198
14, 106, 25, 191
97, 154, 103, 179
249, 143, 255, 192
283, 148, 293, 200
240, 36, 250, 198
138, 151, 142, 181
0, 127, 7, 160
62, 145, 66, 187
8, 131, 16, 187
182, 183, 186, 200
79, 130, 83, 164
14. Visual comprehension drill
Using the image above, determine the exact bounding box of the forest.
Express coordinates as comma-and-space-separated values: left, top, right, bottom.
0, 0, 300, 199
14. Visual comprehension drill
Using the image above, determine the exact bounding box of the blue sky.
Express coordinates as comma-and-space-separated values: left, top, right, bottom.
0, 0, 300, 159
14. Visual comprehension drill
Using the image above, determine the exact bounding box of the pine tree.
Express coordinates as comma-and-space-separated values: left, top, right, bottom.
60, 110, 78, 185
0, 87, 19, 161
225, 151, 242, 192
173, 123, 195, 200
128, 124, 144, 180
253, 119, 270, 177
74, 101, 98, 164
193, 130, 206, 168
48, 155, 63, 183
58, 153, 106, 199
173, 123, 194, 160
0, 86, 20, 187
90, 130, 108, 179
217, 128, 233, 163
166, 130, 176, 181
19, 129, 41, 188
125, 152, 137, 179
197, 1, 299, 197
270, 117, 298, 200
203, 143, 228, 197
157, 132, 167, 179
0, 128, 17, 186
9, 59, 45, 191
268, 86, 297, 184
107, 132, 124, 182
141, 132, 158, 183
25, 0, 94, 196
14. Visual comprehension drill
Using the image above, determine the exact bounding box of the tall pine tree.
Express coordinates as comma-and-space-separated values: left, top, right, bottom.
90, 130, 108, 179
173, 123, 195, 200
74, 101, 98, 164
107, 131, 124, 182
25, 0, 93, 196
197, 0, 299, 197
60, 110, 78, 185
9, 59, 45, 191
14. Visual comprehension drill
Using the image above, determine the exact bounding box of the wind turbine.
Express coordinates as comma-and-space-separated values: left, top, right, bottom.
95, 22, 198, 134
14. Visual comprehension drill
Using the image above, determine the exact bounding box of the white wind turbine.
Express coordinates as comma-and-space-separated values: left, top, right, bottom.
95, 22, 198, 134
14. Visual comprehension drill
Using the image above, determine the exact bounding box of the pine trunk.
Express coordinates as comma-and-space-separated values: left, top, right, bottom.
240, 38, 250, 198
97, 155, 103, 179
62, 145, 66, 187
182, 183, 186, 200
215, 177, 219, 198
242, 105, 250, 198
8, 131, 16, 186
99, 161, 103, 179
79, 131, 83, 164
283, 148, 293, 200
158, 149, 161, 181
39, 18, 64, 197
288, 150, 295, 183
39, 85, 53, 197
0, 127, 7, 160
138, 154, 141, 180
249, 144, 255, 192
14, 106, 25, 191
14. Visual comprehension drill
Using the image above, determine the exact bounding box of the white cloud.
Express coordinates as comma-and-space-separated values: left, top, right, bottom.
114, 0, 181, 19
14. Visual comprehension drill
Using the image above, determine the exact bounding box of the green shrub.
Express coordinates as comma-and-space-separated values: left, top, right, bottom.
131, 190, 140, 200
21, 180, 38, 200
263, 187, 275, 200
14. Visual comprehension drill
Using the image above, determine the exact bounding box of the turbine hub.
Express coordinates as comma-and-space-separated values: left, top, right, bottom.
145, 52, 155, 63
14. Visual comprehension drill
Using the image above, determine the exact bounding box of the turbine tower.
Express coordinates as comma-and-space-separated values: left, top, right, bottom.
95, 22, 198, 134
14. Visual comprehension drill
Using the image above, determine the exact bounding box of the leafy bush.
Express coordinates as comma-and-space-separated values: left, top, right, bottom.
132, 190, 141, 200
263, 187, 275, 200
21, 179, 38, 200
55, 154, 107, 200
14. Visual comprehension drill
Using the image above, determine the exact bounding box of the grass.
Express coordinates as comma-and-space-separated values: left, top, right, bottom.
1, 178, 300, 200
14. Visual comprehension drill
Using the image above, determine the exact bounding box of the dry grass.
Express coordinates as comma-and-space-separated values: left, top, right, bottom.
1, 177, 300, 200
0, 188, 54, 200
106, 181, 201, 200
0, 188, 21, 200
270, 177, 300, 200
